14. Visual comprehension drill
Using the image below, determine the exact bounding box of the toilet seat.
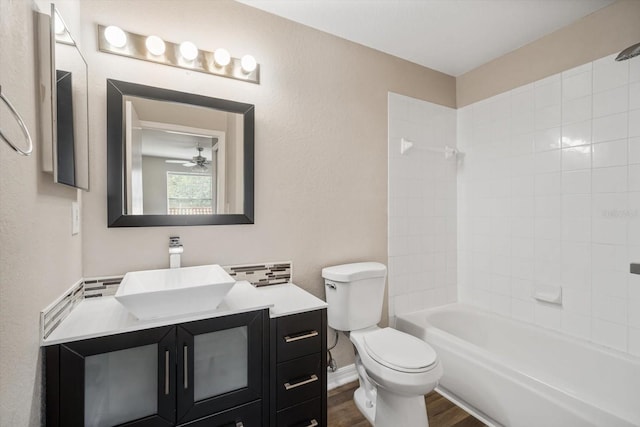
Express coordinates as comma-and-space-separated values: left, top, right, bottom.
363, 328, 437, 373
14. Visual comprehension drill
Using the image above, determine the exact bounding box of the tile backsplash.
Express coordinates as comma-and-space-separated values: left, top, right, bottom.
41, 262, 293, 340
457, 53, 640, 356
84, 277, 124, 298
223, 262, 292, 287
41, 280, 84, 339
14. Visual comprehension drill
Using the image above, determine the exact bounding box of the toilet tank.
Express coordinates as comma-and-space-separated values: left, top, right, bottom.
322, 262, 387, 331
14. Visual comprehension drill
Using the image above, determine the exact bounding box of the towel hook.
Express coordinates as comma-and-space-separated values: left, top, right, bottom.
0, 85, 33, 156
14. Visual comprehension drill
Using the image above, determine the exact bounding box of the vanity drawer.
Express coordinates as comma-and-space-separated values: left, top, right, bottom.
276, 353, 322, 410
276, 398, 321, 427
276, 310, 322, 362
180, 399, 261, 427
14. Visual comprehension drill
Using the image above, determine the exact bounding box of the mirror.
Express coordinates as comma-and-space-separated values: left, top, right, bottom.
37, 5, 90, 190
107, 79, 255, 227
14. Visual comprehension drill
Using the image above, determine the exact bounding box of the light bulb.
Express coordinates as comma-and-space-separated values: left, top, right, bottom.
104, 25, 127, 48
54, 12, 66, 35
213, 48, 231, 67
240, 54, 257, 73
145, 35, 166, 56
180, 41, 198, 61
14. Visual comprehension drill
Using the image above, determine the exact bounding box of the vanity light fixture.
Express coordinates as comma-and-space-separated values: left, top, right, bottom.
53, 12, 65, 35
53, 10, 74, 45
179, 41, 199, 61
213, 48, 231, 67
97, 25, 260, 84
145, 35, 166, 56
104, 25, 127, 48
241, 54, 257, 73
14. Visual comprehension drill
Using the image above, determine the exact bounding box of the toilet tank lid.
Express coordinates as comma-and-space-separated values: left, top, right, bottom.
322, 262, 387, 282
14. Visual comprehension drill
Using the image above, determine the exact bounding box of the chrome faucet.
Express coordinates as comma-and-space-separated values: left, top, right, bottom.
169, 236, 183, 268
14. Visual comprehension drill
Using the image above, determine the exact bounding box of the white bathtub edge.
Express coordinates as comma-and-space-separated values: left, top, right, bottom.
436, 385, 501, 427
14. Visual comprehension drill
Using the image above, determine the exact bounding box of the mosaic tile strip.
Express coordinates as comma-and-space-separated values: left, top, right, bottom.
223, 261, 292, 287
41, 280, 84, 339
83, 276, 124, 299
41, 262, 292, 340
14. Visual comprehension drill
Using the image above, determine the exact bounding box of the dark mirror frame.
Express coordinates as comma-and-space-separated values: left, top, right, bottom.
107, 79, 255, 227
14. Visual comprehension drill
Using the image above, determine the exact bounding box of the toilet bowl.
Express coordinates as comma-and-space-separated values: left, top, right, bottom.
322, 262, 442, 426
350, 327, 443, 427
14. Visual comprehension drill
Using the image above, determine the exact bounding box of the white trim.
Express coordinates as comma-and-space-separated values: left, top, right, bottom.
327, 363, 358, 390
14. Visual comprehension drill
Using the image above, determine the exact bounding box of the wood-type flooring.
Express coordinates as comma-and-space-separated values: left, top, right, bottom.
327, 381, 486, 427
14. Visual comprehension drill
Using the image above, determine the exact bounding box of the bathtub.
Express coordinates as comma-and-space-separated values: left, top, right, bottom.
396, 303, 640, 427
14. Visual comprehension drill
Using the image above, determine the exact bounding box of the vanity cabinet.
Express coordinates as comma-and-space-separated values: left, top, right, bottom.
46, 309, 268, 427
270, 309, 327, 427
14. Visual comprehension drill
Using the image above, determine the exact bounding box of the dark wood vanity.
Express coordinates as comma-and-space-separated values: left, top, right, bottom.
45, 306, 327, 427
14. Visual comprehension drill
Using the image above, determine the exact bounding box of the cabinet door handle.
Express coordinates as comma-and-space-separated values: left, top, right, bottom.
222, 421, 243, 427
284, 374, 318, 390
183, 345, 189, 389
302, 420, 318, 427
164, 350, 170, 395
284, 330, 318, 343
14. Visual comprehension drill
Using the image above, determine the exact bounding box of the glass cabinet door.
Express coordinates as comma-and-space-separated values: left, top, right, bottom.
84, 344, 158, 426
176, 310, 267, 424
53, 326, 175, 427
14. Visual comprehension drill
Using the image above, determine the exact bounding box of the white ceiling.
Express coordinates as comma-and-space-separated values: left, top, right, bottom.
236, 0, 615, 76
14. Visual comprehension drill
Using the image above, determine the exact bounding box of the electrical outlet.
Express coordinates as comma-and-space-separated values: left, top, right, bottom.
71, 202, 80, 235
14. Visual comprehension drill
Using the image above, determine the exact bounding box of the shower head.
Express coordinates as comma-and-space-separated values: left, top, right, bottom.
615, 42, 640, 61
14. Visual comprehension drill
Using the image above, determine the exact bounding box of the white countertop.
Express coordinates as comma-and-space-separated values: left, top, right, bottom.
43, 281, 327, 346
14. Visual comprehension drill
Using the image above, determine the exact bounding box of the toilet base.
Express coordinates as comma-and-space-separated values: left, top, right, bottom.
354, 387, 375, 425
374, 387, 429, 427
354, 385, 430, 427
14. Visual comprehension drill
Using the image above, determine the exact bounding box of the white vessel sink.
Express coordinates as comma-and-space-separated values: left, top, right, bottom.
115, 265, 236, 320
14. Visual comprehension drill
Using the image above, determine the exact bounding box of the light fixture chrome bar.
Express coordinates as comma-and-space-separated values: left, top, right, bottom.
97, 25, 260, 84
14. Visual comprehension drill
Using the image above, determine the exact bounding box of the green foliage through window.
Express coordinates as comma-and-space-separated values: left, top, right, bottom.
167, 172, 213, 215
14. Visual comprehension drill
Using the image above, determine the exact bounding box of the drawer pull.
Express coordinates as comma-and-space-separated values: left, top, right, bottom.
164, 350, 170, 395
305, 420, 319, 427
284, 330, 318, 343
222, 422, 243, 427
183, 345, 189, 389
284, 374, 318, 390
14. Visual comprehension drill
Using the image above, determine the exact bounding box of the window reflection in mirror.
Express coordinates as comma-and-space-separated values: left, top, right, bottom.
123, 96, 244, 216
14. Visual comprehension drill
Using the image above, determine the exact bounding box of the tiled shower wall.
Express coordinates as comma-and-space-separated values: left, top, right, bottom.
457, 53, 640, 355
388, 93, 457, 322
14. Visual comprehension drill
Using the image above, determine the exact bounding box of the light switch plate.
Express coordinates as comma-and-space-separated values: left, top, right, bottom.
71, 202, 80, 235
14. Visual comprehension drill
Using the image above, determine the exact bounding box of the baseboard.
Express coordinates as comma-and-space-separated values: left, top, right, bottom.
327, 363, 358, 390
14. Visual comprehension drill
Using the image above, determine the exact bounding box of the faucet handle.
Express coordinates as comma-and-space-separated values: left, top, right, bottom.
169, 236, 182, 247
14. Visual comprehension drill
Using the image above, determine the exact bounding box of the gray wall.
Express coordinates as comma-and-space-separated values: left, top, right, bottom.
0, 1, 83, 425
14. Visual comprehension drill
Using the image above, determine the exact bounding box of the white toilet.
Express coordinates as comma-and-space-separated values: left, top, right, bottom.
322, 262, 442, 427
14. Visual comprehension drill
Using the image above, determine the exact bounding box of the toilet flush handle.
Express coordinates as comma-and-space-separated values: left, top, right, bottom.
325, 281, 336, 290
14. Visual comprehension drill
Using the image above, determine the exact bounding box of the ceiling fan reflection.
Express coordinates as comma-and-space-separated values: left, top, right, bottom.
165, 146, 211, 171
